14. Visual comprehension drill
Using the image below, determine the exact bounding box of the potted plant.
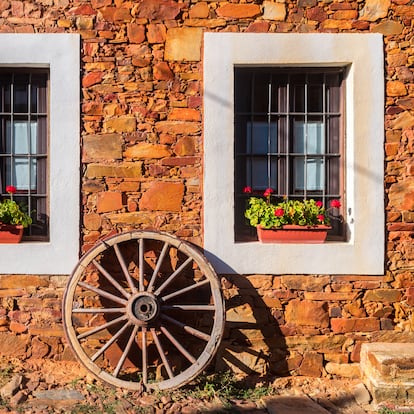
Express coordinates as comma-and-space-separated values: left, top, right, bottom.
0, 185, 32, 243
244, 186, 341, 243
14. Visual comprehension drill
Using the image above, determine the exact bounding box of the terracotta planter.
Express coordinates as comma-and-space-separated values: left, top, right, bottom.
257, 225, 331, 244
0, 224, 24, 243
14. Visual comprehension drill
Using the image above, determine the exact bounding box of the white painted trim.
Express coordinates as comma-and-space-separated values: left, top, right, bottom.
203, 33, 384, 275
0, 34, 80, 274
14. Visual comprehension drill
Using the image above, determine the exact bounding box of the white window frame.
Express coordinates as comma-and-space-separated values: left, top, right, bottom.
203, 33, 384, 275
0, 34, 80, 274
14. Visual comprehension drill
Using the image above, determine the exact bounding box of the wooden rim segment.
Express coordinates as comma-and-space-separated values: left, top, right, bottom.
63, 231, 225, 390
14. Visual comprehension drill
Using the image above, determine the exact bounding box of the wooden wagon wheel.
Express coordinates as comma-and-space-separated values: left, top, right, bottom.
63, 231, 225, 391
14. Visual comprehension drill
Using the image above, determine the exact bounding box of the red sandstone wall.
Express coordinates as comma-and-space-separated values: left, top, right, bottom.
0, 0, 413, 378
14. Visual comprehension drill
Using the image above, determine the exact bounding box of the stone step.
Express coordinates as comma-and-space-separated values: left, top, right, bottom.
360, 342, 414, 406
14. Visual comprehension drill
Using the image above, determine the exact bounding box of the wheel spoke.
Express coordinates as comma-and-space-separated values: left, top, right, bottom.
91, 320, 132, 362
150, 328, 174, 379
77, 281, 128, 306
161, 305, 215, 311
160, 325, 196, 364
73, 308, 125, 314
113, 325, 139, 378
76, 314, 128, 340
142, 327, 148, 385
92, 259, 131, 299
114, 244, 138, 294
147, 242, 169, 293
160, 279, 210, 302
161, 314, 210, 342
138, 239, 145, 292
154, 257, 193, 296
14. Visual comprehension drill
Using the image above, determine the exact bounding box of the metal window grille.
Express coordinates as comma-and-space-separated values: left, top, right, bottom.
0, 70, 49, 239
235, 67, 345, 241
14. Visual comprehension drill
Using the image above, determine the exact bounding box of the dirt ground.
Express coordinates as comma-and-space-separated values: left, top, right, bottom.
0, 358, 407, 414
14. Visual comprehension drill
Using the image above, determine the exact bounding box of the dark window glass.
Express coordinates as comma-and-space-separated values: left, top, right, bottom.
234, 67, 345, 241
0, 69, 49, 240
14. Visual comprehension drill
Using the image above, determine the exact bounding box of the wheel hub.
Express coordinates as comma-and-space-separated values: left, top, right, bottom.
127, 292, 160, 325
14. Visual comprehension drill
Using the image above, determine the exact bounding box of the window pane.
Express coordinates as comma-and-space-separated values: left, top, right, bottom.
293, 118, 324, 154
247, 119, 277, 154
13, 74, 29, 113
308, 83, 323, 112
0, 74, 11, 112
327, 73, 341, 113
271, 75, 288, 113
252, 74, 270, 113
234, 70, 252, 113
294, 157, 325, 191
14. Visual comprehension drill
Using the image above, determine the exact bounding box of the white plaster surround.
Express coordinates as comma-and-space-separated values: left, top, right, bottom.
0, 34, 80, 274
203, 33, 384, 275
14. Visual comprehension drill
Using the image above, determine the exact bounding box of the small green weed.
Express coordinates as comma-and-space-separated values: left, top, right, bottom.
173, 371, 275, 405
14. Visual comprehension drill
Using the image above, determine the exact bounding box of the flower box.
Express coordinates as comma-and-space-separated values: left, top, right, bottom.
257, 225, 331, 244
0, 224, 24, 243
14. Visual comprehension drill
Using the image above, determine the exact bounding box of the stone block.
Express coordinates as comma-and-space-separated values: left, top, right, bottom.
165, 28, 202, 62
359, 0, 390, 21
136, 0, 182, 20
96, 191, 123, 213
285, 299, 329, 328
325, 362, 361, 378
139, 182, 184, 212
0, 275, 49, 289
216, 4, 261, 19
125, 143, 171, 159
331, 317, 379, 333
85, 163, 143, 179
83, 134, 123, 162
263, 1, 286, 21
104, 116, 136, 133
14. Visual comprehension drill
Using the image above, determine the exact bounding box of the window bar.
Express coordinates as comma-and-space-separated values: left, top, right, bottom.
322, 73, 327, 206
267, 79, 272, 191
304, 75, 308, 200
27, 73, 33, 236
286, 75, 290, 199
10, 74, 14, 190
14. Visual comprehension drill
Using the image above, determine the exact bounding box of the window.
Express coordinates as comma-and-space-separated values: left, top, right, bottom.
0, 34, 80, 275
203, 33, 384, 275
234, 67, 345, 241
0, 69, 49, 239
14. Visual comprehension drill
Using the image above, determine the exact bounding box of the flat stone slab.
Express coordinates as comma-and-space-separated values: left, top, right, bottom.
264, 395, 330, 414
361, 342, 414, 405
361, 342, 414, 383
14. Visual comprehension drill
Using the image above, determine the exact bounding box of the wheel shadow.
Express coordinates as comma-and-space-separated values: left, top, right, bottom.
213, 273, 289, 379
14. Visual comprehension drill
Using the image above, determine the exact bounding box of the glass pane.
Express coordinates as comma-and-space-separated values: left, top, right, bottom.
290, 74, 305, 113
252, 74, 270, 113
294, 157, 325, 191
0, 74, 11, 113
328, 116, 340, 153
247, 120, 277, 154
13, 74, 29, 113
271, 75, 288, 113
235, 115, 249, 154
308, 83, 323, 113
6, 157, 37, 191
249, 157, 277, 190
326, 73, 341, 113
293, 118, 324, 154
6, 120, 37, 154
31, 74, 48, 113
235, 70, 252, 113
327, 157, 340, 194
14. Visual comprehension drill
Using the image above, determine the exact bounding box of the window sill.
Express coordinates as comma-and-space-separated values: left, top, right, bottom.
204, 237, 383, 275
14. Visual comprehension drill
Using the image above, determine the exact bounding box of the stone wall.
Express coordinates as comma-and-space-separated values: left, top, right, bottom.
0, 0, 413, 379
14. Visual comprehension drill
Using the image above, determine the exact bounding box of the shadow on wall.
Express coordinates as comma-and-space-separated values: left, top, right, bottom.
213, 273, 288, 378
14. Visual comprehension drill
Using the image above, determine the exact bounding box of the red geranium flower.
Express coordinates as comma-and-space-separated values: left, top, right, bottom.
5, 185, 16, 195
315, 201, 323, 208
263, 188, 273, 197
243, 186, 252, 194
330, 199, 341, 208
317, 214, 325, 222
275, 208, 284, 217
